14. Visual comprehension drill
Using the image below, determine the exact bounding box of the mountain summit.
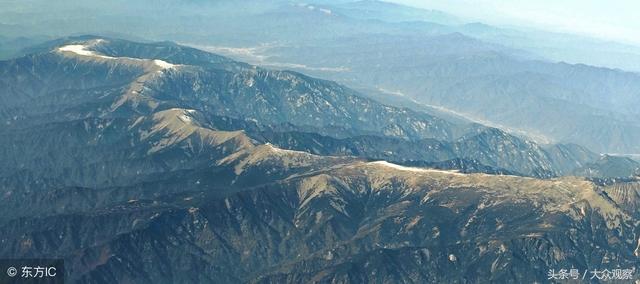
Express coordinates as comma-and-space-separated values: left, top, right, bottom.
0, 37, 638, 283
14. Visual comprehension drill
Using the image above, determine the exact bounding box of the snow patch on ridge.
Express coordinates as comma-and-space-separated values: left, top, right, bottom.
153, 59, 176, 70
57, 40, 177, 70
58, 41, 113, 59
369, 160, 463, 175
264, 143, 313, 156
58, 45, 97, 56
58, 39, 183, 111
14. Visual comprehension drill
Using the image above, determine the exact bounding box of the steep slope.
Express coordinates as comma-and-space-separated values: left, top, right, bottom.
4, 0, 639, 153
573, 155, 640, 178
1, 148, 637, 283
256, 127, 594, 177
0, 37, 596, 178
603, 181, 640, 218
261, 32, 640, 154
1, 37, 636, 283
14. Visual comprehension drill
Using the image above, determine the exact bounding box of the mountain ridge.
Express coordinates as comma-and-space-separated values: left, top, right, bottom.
1, 37, 638, 283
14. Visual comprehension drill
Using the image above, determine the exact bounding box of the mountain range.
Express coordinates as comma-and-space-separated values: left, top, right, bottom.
3, 0, 640, 155
1, 37, 639, 283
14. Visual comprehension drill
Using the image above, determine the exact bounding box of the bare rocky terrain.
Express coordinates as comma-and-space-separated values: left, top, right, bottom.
0, 37, 638, 283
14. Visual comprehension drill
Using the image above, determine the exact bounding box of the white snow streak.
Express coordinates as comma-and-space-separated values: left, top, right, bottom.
369, 161, 463, 175
58, 40, 177, 70
153, 59, 176, 69
58, 44, 112, 59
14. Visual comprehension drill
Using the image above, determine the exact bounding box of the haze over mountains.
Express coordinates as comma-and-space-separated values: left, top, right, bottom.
1, 1, 640, 283
2, 0, 638, 155
0, 36, 638, 283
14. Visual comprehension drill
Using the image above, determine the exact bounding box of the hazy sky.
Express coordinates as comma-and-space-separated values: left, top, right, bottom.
391, 0, 640, 46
